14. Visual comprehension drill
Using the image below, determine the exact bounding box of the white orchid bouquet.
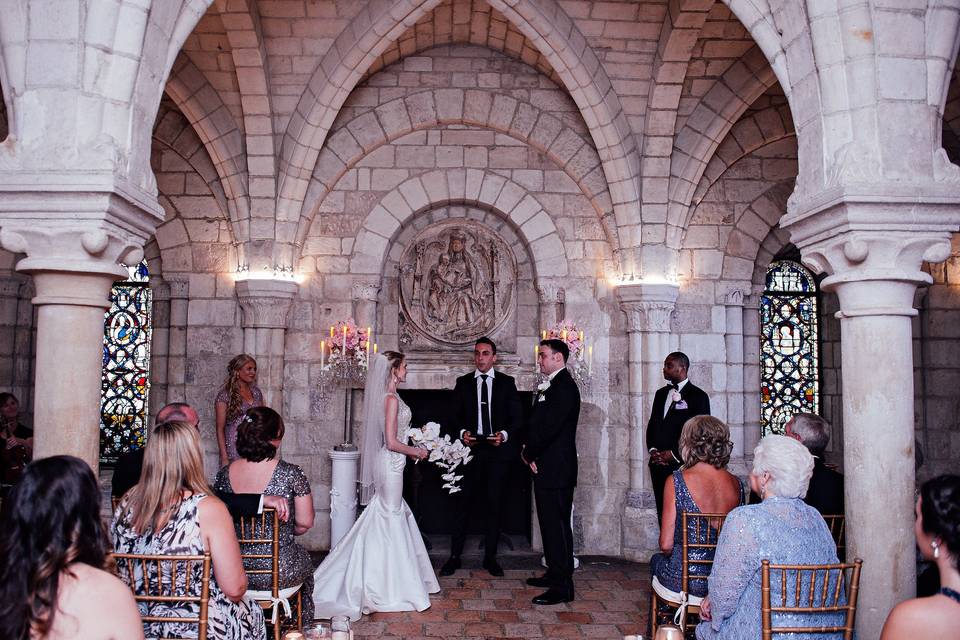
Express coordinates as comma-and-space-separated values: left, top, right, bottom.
408, 421, 473, 494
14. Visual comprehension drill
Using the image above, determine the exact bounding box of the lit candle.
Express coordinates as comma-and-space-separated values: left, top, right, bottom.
366, 327, 371, 365
343, 324, 348, 350
561, 329, 567, 341
535, 344, 539, 374
588, 344, 593, 375
320, 340, 326, 369
373, 343, 378, 354
541, 329, 546, 340
579, 330, 584, 342
330, 325, 334, 338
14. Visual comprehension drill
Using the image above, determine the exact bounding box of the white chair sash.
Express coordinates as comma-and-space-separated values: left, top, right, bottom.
245, 583, 303, 624
651, 575, 704, 628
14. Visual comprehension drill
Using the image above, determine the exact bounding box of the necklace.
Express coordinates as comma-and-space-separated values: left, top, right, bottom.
940, 586, 960, 605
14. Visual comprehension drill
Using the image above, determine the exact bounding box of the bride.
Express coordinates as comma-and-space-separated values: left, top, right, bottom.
312, 350, 440, 620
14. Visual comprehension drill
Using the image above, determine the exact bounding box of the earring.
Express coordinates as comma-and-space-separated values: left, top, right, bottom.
932, 540, 940, 559
760, 483, 767, 500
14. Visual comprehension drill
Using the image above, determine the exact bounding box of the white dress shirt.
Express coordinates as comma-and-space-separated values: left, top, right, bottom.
462, 368, 509, 441
663, 378, 689, 418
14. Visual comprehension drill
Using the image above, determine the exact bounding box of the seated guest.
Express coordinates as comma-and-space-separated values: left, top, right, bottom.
696, 435, 841, 639
651, 416, 743, 598
215, 407, 315, 622
785, 413, 844, 515
112, 421, 266, 640
113, 402, 290, 521
0, 456, 143, 640
0, 392, 33, 492
881, 474, 960, 640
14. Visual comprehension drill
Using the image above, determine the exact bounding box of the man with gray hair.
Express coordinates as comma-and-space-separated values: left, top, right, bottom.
785, 413, 844, 516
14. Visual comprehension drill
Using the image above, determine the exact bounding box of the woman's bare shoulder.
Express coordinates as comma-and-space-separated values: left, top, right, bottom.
50, 564, 143, 640
882, 596, 960, 639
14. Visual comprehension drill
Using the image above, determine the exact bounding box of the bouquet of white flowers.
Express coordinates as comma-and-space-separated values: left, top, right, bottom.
408, 422, 473, 494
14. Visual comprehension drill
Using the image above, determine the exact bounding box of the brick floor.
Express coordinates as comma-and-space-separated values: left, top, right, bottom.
347, 554, 650, 639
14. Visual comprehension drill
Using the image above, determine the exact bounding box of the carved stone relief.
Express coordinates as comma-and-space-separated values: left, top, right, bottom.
398, 220, 516, 347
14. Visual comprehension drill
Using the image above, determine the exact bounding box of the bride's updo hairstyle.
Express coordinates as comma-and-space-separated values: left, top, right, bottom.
679, 415, 734, 470
382, 350, 405, 378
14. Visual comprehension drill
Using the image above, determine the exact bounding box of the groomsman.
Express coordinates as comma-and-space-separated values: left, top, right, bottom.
440, 337, 522, 577
523, 339, 580, 605
646, 352, 711, 523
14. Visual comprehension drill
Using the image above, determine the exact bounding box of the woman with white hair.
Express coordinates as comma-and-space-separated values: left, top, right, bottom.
696, 434, 841, 639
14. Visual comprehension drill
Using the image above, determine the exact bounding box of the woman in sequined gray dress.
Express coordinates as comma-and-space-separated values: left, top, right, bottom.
650, 416, 744, 598
696, 435, 842, 639
215, 407, 315, 622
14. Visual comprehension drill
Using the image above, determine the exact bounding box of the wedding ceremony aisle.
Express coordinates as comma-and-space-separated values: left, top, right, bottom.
347, 555, 650, 639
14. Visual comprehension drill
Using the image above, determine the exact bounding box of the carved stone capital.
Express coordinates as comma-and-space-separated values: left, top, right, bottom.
716, 282, 751, 307
782, 199, 959, 317
536, 283, 565, 304
235, 279, 299, 329
351, 282, 381, 302
0, 189, 162, 281
615, 283, 679, 333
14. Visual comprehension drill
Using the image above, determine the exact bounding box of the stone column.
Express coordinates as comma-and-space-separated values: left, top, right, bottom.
741, 287, 764, 459
784, 198, 958, 638
351, 282, 381, 333
537, 282, 565, 328
149, 280, 171, 412
235, 279, 299, 410
616, 282, 678, 561
719, 288, 746, 458
164, 277, 190, 404
0, 192, 162, 473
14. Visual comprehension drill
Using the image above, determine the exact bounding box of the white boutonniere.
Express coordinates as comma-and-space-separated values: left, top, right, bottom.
536, 380, 550, 403
670, 389, 682, 403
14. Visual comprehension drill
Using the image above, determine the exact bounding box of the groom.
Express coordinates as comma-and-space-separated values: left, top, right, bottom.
522, 338, 580, 605
441, 337, 522, 577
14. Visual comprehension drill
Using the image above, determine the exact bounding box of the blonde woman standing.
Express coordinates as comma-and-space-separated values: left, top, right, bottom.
216, 354, 264, 465
112, 421, 266, 640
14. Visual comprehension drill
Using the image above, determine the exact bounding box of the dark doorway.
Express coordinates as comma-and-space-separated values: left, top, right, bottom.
398, 389, 534, 540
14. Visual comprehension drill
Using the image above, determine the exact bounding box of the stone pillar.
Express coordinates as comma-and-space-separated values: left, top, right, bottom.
616, 282, 679, 561
719, 288, 746, 458
0, 192, 161, 473
784, 198, 958, 638
328, 449, 361, 548
149, 280, 171, 412
741, 287, 764, 459
235, 279, 299, 410
164, 277, 190, 404
537, 282, 565, 328
351, 282, 381, 342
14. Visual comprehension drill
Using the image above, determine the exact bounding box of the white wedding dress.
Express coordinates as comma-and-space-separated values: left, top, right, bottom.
312, 393, 440, 620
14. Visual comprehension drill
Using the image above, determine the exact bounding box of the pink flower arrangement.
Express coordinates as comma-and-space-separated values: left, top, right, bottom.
329, 319, 370, 352
544, 319, 584, 358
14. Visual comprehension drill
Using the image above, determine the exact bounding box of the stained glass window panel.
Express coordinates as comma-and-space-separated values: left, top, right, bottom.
100, 260, 152, 463
760, 260, 819, 436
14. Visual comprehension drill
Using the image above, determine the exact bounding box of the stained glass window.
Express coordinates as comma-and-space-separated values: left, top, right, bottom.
760, 260, 819, 435
100, 260, 152, 464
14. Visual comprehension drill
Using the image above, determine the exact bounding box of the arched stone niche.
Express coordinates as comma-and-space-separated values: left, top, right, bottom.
380, 204, 538, 389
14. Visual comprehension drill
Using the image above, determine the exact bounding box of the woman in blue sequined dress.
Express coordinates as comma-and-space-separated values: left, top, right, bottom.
696, 434, 841, 639
650, 416, 744, 598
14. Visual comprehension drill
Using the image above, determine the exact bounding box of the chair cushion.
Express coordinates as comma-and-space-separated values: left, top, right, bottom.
246, 583, 303, 624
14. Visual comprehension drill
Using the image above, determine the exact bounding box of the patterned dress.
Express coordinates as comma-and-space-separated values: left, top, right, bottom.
215, 460, 315, 622
112, 494, 267, 640
695, 497, 843, 639
216, 385, 264, 461
650, 470, 745, 597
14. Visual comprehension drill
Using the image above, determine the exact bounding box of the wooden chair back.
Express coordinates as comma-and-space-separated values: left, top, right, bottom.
760, 558, 863, 640
114, 551, 212, 640
821, 514, 845, 559
235, 507, 281, 598
680, 511, 730, 595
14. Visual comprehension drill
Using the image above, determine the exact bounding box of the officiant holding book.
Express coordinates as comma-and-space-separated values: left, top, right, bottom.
440, 337, 523, 577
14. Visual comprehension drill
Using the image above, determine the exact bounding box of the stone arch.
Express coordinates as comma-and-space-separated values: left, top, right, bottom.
692, 101, 795, 205
277, 0, 640, 266
719, 0, 790, 93
164, 54, 251, 242
346, 169, 568, 279
668, 45, 778, 246
293, 86, 616, 256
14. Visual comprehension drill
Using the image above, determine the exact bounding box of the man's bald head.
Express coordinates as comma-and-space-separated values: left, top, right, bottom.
156, 402, 199, 428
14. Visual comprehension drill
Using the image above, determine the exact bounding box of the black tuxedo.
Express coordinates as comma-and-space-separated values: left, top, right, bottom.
804, 459, 844, 516
524, 367, 580, 597
111, 448, 262, 518
447, 369, 523, 559
646, 380, 710, 522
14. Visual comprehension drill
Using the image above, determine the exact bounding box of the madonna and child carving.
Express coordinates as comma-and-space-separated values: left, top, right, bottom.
399, 222, 516, 345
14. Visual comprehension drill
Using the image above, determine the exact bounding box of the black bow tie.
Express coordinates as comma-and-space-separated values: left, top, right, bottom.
670, 383, 679, 391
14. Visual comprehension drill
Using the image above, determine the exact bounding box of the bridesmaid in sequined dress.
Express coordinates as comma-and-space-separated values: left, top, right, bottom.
216, 354, 264, 465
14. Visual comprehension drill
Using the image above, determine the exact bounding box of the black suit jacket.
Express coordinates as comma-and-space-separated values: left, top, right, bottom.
804, 460, 844, 516
451, 370, 523, 460
111, 448, 261, 518
646, 381, 711, 463
524, 367, 581, 489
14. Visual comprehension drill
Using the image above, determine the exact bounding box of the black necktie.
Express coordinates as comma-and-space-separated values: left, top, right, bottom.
479, 374, 491, 436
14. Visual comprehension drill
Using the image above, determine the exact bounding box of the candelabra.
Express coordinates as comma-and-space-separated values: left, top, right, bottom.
537, 318, 593, 392
316, 319, 376, 450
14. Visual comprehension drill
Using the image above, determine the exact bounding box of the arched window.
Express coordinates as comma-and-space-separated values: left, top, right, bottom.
760, 260, 819, 435
100, 261, 152, 463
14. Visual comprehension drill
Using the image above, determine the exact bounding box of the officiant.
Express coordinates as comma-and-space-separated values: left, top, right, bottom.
440, 337, 522, 577
646, 351, 711, 524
